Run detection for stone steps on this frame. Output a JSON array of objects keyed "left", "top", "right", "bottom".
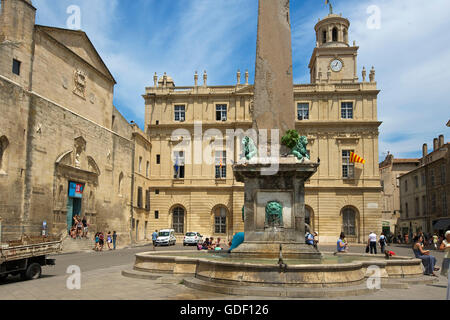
[
  {"left": 183, "top": 277, "right": 379, "bottom": 298},
  {"left": 61, "top": 236, "right": 96, "bottom": 253},
  {"left": 122, "top": 269, "right": 185, "bottom": 284}
]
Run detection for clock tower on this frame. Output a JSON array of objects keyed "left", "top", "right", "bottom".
[{"left": 308, "top": 13, "right": 359, "bottom": 84}]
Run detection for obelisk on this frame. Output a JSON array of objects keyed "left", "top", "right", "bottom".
[
  {"left": 233, "top": 0, "right": 320, "bottom": 259},
  {"left": 253, "top": 0, "right": 295, "bottom": 138}
]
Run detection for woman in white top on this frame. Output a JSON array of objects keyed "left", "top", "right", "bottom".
[{"left": 439, "top": 230, "right": 450, "bottom": 277}]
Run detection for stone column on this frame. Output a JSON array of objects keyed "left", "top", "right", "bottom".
[{"left": 253, "top": 0, "right": 295, "bottom": 138}]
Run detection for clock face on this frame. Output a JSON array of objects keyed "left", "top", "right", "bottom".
[{"left": 331, "top": 59, "right": 343, "bottom": 72}]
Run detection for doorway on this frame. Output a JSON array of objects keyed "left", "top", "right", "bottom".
[{"left": 66, "top": 182, "right": 85, "bottom": 233}]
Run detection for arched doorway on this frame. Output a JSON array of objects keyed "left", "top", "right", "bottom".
[{"left": 172, "top": 206, "right": 185, "bottom": 234}]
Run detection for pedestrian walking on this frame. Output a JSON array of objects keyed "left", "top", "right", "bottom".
[
  {"left": 113, "top": 231, "right": 117, "bottom": 250},
  {"left": 439, "top": 231, "right": 450, "bottom": 278},
  {"left": 368, "top": 231, "right": 377, "bottom": 254},
  {"left": 99, "top": 232, "right": 104, "bottom": 251},
  {"left": 94, "top": 232, "right": 99, "bottom": 251},
  {"left": 379, "top": 232, "right": 387, "bottom": 254},
  {"left": 106, "top": 231, "right": 112, "bottom": 250},
  {"left": 152, "top": 230, "right": 158, "bottom": 249}
]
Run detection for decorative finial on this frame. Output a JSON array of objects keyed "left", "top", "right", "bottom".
[
  {"left": 203, "top": 70, "right": 207, "bottom": 87},
  {"left": 194, "top": 71, "right": 198, "bottom": 87},
  {"left": 153, "top": 72, "right": 158, "bottom": 87},
  {"left": 237, "top": 69, "right": 241, "bottom": 85},
  {"left": 369, "top": 66, "right": 376, "bottom": 82},
  {"left": 245, "top": 70, "right": 249, "bottom": 85},
  {"left": 362, "top": 67, "right": 366, "bottom": 82}
]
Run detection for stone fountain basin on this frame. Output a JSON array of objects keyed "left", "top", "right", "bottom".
[{"left": 133, "top": 251, "right": 424, "bottom": 288}]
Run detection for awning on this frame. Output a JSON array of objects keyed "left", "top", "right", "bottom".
[{"left": 432, "top": 219, "right": 450, "bottom": 230}]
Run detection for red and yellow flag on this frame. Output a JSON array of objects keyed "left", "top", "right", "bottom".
[{"left": 350, "top": 152, "right": 365, "bottom": 164}]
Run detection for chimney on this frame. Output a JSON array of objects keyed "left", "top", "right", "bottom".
[
  {"left": 439, "top": 135, "right": 444, "bottom": 148},
  {"left": 433, "top": 138, "right": 439, "bottom": 151},
  {"left": 422, "top": 144, "right": 428, "bottom": 158}
]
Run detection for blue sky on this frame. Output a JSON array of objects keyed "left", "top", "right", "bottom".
[{"left": 33, "top": 0, "right": 450, "bottom": 161}]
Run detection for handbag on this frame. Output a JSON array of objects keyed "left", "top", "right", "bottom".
[{"left": 365, "top": 245, "right": 370, "bottom": 253}]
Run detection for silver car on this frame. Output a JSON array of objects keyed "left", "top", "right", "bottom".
[{"left": 183, "top": 232, "right": 203, "bottom": 246}]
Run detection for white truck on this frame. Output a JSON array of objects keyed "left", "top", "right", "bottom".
[{"left": 0, "top": 236, "right": 62, "bottom": 281}]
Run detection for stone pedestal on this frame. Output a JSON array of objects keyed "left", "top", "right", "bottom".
[{"left": 232, "top": 156, "right": 321, "bottom": 258}]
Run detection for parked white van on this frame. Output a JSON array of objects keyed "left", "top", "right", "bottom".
[{"left": 155, "top": 229, "right": 176, "bottom": 246}]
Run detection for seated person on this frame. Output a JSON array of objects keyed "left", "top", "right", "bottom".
[
  {"left": 413, "top": 235, "right": 439, "bottom": 276},
  {"left": 337, "top": 232, "right": 348, "bottom": 253},
  {"left": 209, "top": 237, "right": 215, "bottom": 250},
  {"left": 313, "top": 232, "right": 319, "bottom": 249},
  {"left": 306, "top": 232, "right": 314, "bottom": 246},
  {"left": 202, "top": 238, "right": 210, "bottom": 250},
  {"left": 214, "top": 244, "right": 222, "bottom": 251}
]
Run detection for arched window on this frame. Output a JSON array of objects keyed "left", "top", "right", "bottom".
[
  {"left": 342, "top": 207, "right": 356, "bottom": 236},
  {"left": 214, "top": 206, "right": 227, "bottom": 234},
  {"left": 173, "top": 207, "right": 185, "bottom": 234},
  {"left": 0, "top": 136, "right": 9, "bottom": 172},
  {"left": 146, "top": 161, "right": 150, "bottom": 178},
  {"left": 322, "top": 30, "right": 327, "bottom": 44},
  {"left": 332, "top": 27, "right": 338, "bottom": 42},
  {"left": 118, "top": 172, "right": 124, "bottom": 194}
]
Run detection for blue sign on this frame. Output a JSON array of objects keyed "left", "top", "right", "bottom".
[{"left": 69, "top": 182, "right": 84, "bottom": 198}]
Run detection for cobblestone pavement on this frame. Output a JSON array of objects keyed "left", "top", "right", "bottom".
[{"left": 0, "top": 244, "right": 448, "bottom": 300}]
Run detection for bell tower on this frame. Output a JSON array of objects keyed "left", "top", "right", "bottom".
[{"left": 308, "top": 12, "right": 359, "bottom": 84}]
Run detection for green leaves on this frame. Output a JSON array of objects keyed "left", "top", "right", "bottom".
[{"left": 281, "top": 130, "right": 300, "bottom": 150}]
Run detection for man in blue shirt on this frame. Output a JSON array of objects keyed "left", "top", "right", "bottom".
[
  {"left": 152, "top": 230, "right": 158, "bottom": 248},
  {"left": 306, "top": 232, "right": 314, "bottom": 246}
]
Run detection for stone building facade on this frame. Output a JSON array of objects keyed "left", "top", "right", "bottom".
[
  {"left": 379, "top": 154, "right": 420, "bottom": 235},
  {"left": 143, "top": 13, "right": 383, "bottom": 244},
  {"left": 398, "top": 135, "right": 450, "bottom": 236},
  {"left": 0, "top": 0, "right": 149, "bottom": 243}
]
